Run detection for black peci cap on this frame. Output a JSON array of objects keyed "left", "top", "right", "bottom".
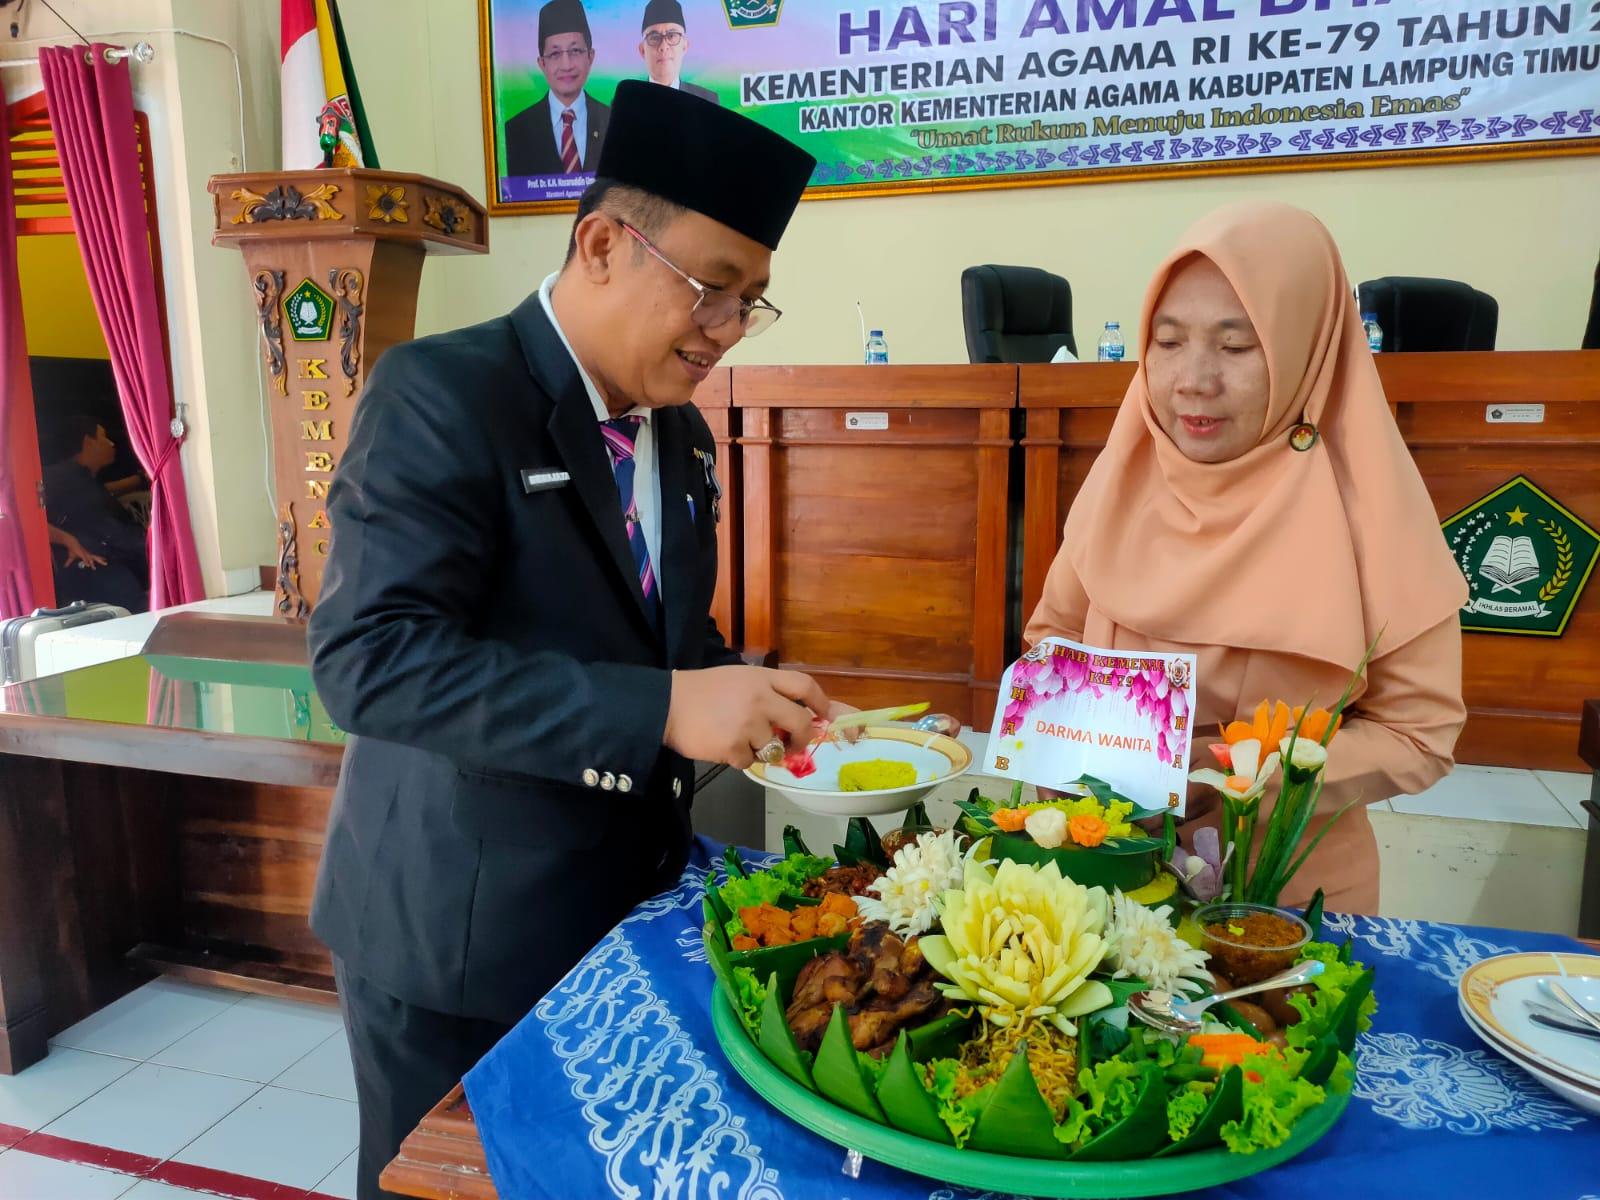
[
  {"left": 538, "top": 0, "right": 591, "bottom": 47},
  {"left": 595, "top": 80, "right": 816, "bottom": 251},
  {"left": 641, "top": 0, "right": 684, "bottom": 30}
]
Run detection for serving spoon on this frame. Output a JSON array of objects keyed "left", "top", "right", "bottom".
[{"left": 1128, "top": 959, "right": 1326, "bottom": 1035}]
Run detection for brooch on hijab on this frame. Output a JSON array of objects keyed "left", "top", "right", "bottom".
[{"left": 1288, "top": 422, "right": 1320, "bottom": 452}]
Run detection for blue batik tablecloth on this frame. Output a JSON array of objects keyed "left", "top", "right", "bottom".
[{"left": 464, "top": 838, "right": 1600, "bottom": 1200}]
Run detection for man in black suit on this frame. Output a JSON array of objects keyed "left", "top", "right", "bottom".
[
  {"left": 639, "top": 0, "right": 719, "bottom": 104},
  {"left": 309, "top": 82, "right": 824, "bottom": 1200},
  {"left": 503, "top": 0, "right": 609, "bottom": 176}
]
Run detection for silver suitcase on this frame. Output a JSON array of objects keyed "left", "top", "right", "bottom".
[{"left": 1, "top": 601, "right": 131, "bottom": 685}]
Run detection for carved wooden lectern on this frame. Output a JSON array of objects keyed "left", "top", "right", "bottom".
[{"left": 209, "top": 169, "right": 488, "bottom": 616}]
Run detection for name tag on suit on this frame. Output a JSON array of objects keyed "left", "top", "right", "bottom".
[{"left": 521, "top": 467, "right": 571, "bottom": 494}]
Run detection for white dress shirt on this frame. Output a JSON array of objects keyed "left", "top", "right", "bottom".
[
  {"left": 538, "top": 273, "right": 664, "bottom": 600},
  {"left": 547, "top": 94, "right": 590, "bottom": 168}
]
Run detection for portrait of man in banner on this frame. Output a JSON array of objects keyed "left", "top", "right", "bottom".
[
  {"left": 503, "top": 0, "right": 611, "bottom": 178},
  {"left": 638, "top": 0, "right": 719, "bottom": 105}
]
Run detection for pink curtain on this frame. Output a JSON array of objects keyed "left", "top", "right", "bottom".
[
  {"left": 40, "top": 44, "right": 203, "bottom": 608},
  {"left": 0, "top": 91, "right": 40, "bottom": 618}
]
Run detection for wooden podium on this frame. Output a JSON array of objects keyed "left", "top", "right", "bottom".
[{"left": 209, "top": 169, "right": 488, "bottom": 616}]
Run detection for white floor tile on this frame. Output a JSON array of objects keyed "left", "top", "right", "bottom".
[
  {"left": 1391, "top": 765, "right": 1581, "bottom": 827},
  {"left": 50, "top": 980, "right": 240, "bottom": 1062},
  {"left": 40, "top": 1063, "right": 258, "bottom": 1160},
  {"left": 1535, "top": 770, "right": 1594, "bottom": 825},
  {"left": 313, "top": 1149, "right": 359, "bottom": 1200},
  {"left": 170, "top": 1086, "right": 357, "bottom": 1191},
  {"left": 120, "top": 1183, "right": 232, "bottom": 1200},
  {"left": 272, "top": 1030, "right": 357, "bottom": 1102},
  {"left": 0, "top": 1150, "right": 135, "bottom": 1200},
  {"left": 0, "top": 1047, "right": 137, "bottom": 1132},
  {"left": 152, "top": 994, "right": 343, "bottom": 1084}
]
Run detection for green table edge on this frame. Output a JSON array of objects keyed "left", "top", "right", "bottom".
[{"left": 709, "top": 988, "right": 1351, "bottom": 1199}]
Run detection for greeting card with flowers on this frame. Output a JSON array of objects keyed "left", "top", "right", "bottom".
[{"left": 983, "top": 637, "right": 1198, "bottom": 814}]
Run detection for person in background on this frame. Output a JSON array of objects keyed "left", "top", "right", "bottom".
[
  {"left": 309, "top": 82, "right": 830, "bottom": 1199},
  {"left": 42, "top": 414, "right": 148, "bottom": 613},
  {"left": 639, "top": 0, "right": 719, "bottom": 104},
  {"left": 503, "top": 0, "right": 610, "bottom": 176},
  {"left": 1025, "top": 201, "right": 1467, "bottom": 915}
]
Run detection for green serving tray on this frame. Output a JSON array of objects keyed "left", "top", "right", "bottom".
[{"left": 709, "top": 988, "right": 1351, "bottom": 1198}]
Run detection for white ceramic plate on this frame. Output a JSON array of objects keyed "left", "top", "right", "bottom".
[
  {"left": 744, "top": 726, "right": 973, "bottom": 817},
  {"left": 1458, "top": 952, "right": 1600, "bottom": 1089},
  {"left": 1457, "top": 996, "right": 1600, "bottom": 1116}
]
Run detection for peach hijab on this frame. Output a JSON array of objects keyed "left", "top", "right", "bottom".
[{"left": 1062, "top": 201, "right": 1466, "bottom": 673}]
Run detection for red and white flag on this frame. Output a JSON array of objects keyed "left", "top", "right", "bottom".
[{"left": 281, "top": 0, "right": 378, "bottom": 170}]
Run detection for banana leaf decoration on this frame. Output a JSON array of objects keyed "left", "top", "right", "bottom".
[
  {"left": 757, "top": 973, "right": 816, "bottom": 1090},
  {"left": 987, "top": 831, "right": 1162, "bottom": 892},
  {"left": 834, "top": 816, "right": 890, "bottom": 868},
  {"left": 966, "top": 1041, "right": 1065, "bottom": 1158},
  {"left": 1070, "top": 1063, "right": 1170, "bottom": 1161},
  {"left": 813, "top": 1006, "right": 888, "bottom": 1123},
  {"left": 1301, "top": 889, "right": 1327, "bottom": 941},
  {"left": 1155, "top": 1066, "right": 1245, "bottom": 1157},
  {"left": 782, "top": 825, "right": 814, "bottom": 858},
  {"left": 878, "top": 1033, "right": 954, "bottom": 1144}
]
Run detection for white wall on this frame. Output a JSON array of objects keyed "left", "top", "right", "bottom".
[{"left": 8, "top": 1, "right": 1599, "bottom": 580}]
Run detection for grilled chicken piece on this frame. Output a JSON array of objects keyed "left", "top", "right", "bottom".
[
  {"left": 848, "top": 1008, "right": 902, "bottom": 1054},
  {"left": 789, "top": 953, "right": 861, "bottom": 1013},
  {"left": 899, "top": 936, "right": 926, "bottom": 977},
  {"left": 849, "top": 922, "right": 912, "bottom": 1002},
  {"left": 787, "top": 1003, "right": 835, "bottom": 1051}
]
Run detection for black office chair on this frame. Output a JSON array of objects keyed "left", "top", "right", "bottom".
[
  {"left": 1582, "top": 252, "right": 1599, "bottom": 350},
  {"left": 1356, "top": 276, "right": 1499, "bottom": 352},
  {"left": 961, "top": 264, "right": 1076, "bottom": 364}
]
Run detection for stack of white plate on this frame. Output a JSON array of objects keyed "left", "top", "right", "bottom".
[{"left": 1457, "top": 951, "right": 1600, "bottom": 1115}]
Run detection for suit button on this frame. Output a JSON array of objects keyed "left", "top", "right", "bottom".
[
  {"left": 582, "top": 768, "right": 599, "bottom": 788},
  {"left": 672, "top": 777, "right": 683, "bottom": 799},
  {"left": 617, "top": 774, "right": 633, "bottom": 793},
  {"left": 600, "top": 772, "right": 616, "bottom": 791}
]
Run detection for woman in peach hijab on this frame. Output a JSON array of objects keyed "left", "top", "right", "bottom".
[{"left": 1025, "top": 201, "right": 1468, "bottom": 914}]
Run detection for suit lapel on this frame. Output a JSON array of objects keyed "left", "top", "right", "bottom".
[
  {"left": 533, "top": 97, "right": 558, "bottom": 168},
  {"left": 655, "top": 409, "right": 699, "bottom": 665},
  {"left": 511, "top": 295, "right": 657, "bottom": 636}
]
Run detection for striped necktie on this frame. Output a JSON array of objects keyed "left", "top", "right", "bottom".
[
  {"left": 599, "top": 416, "right": 658, "bottom": 620},
  {"left": 559, "top": 108, "right": 581, "bottom": 174}
]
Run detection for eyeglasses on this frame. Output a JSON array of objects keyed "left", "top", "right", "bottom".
[
  {"left": 620, "top": 222, "right": 782, "bottom": 337},
  {"left": 643, "top": 30, "right": 684, "bottom": 48},
  {"left": 539, "top": 46, "right": 592, "bottom": 63}
]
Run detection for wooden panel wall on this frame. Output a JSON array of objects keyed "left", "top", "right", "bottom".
[
  {"left": 1018, "top": 352, "right": 1600, "bottom": 773},
  {"left": 733, "top": 366, "right": 1015, "bottom": 730},
  {"left": 1388, "top": 352, "right": 1600, "bottom": 771}
]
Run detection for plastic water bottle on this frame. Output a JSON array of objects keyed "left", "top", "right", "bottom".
[
  {"left": 864, "top": 330, "right": 889, "bottom": 365},
  {"left": 1096, "top": 321, "right": 1125, "bottom": 362},
  {"left": 1362, "top": 312, "right": 1383, "bottom": 353}
]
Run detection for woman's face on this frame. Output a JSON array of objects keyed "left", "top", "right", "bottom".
[{"left": 1146, "top": 256, "right": 1271, "bottom": 464}]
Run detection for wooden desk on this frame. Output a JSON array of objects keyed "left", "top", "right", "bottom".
[
  {"left": 0, "top": 615, "right": 341, "bottom": 1074},
  {"left": 1018, "top": 351, "right": 1600, "bottom": 772},
  {"left": 382, "top": 1085, "right": 497, "bottom": 1200}
]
